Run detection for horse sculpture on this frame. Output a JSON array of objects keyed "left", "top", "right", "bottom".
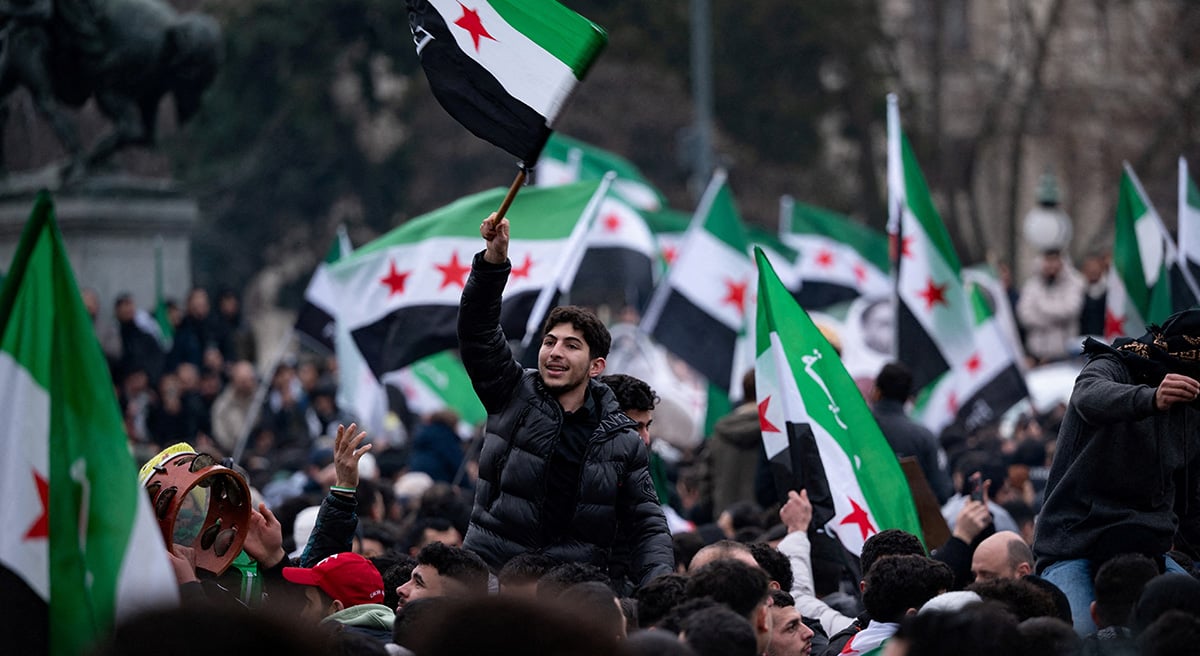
[{"left": 0, "top": 0, "right": 221, "bottom": 178}]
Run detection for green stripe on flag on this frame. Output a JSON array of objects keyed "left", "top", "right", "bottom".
[
  {"left": 410, "top": 351, "right": 487, "bottom": 428},
  {"left": 787, "top": 202, "right": 890, "bottom": 272},
  {"left": 901, "top": 135, "right": 960, "bottom": 272},
  {"left": 348, "top": 181, "right": 601, "bottom": 258},
  {"left": 488, "top": 0, "right": 607, "bottom": 78},
  {"left": 699, "top": 172, "right": 750, "bottom": 255}
]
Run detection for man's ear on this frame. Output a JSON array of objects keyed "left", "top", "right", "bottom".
[
  {"left": 1089, "top": 601, "right": 1100, "bottom": 628},
  {"left": 1016, "top": 562, "right": 1033, "bottom": 577},
  {"left": 756, "top": 603, "right": 771, "bottom": 634},
  {"left": 589, "top": 356, "right": 606, "bottom": 377},
  {"left": 328, "top": 599, "right": 345, "bottom": 617}
]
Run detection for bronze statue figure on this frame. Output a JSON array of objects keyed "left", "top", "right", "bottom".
[{"left": 0, "top": 0, "right": 222, "bottom": 178}]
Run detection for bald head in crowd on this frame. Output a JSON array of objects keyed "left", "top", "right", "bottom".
[
  {"left": 688, "top": 540, "right": 759, "bottom": 571},
  {"left": 972, "top": 531, "right": 1034, "bottom": 582}
]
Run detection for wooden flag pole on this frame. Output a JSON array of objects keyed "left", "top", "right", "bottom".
[{"left": 493, "top": 165, "right": 528, "bottom": 223}]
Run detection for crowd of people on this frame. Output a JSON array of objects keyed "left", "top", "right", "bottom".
[{"left": 87, "top": 224, "right": 1200, "bottom": 656}]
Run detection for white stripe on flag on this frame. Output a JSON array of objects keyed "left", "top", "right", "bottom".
[
  {"left": 428, "top": 0, "right": 577, "bottom": 121},
  {"left": 332, "top": 237, "right": 564, "bottom": 329},
  {"left": 669, "top": 230, "right": 755, "bottom": 330},
  {"left": 0, "top": 353, "right": 50, "bottom": 601}
]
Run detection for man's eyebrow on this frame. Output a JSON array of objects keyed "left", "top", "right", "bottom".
[{"left": 412, "top": 572, "right": 425, "bottom": 585}]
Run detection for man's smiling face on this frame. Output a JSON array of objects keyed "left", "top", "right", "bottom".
[{"left": 539, "top": 323, "right": 601, "bottom": 395}]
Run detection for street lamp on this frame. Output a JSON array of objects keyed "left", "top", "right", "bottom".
[{"left": 1022, "top": 170, "right": 1072, "bottom": 253}]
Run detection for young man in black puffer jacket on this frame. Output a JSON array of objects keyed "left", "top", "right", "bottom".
[{"left": 457, "top": 213, "right": 673, "bottom": 587}]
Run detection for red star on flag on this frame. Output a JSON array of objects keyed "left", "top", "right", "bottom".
[
  {"left": 1104, "top": 308, "right": 1125, "bottom": 340},
  {"left": 965, "top": 352, "right": 982, "bottom": 374},
  {"left": 758, "top": 397, "right": 780, "bottom": 433},
  {"left": 662, "top": 246, "right": 677, "bottom": 266},
  {"left": 815, "top": 249, "right": 834, "bottom": 268},
  {"left": 722, "top": 279, "right": 748, "bottom": 314},
  {"left": 511, "top": 253, "right": 534, "bottom": 280},
  {"left": 603, "top": 214, "right": 622, "bottom": 233},
  {"left": 838, "top": 497, "right": 877, "bottom": 541},
  {"left": 853, "top": 263, "right": 867, "bottom": 284},
  {"left": 380, "top": 261, "right": 410, "bottom": 296},
  {"left": 24, "top": 470, "right": 49, "bottom": 540},
  {"left": 435, "top": 251, "right": 471, "bottom": 290},
  {"left": 453, "top": 3, "right": 496, "bottom": 52},
  {"left": 917, "top": 278, "right": 948, "bottom": 311}
]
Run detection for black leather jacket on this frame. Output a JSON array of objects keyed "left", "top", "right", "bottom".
[{"left": 458, "top": 252, "right": 673, "bottom": 586}]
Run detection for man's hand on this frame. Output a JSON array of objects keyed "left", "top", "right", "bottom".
[
  {"left": 242, "top": 503, "right": 286, "bottom": 568},
  {"left": 481, "top": 213, "right": 510, "bottom": 264},
  {"left": 780, "top": 489, "right": 813, "bottom": 534},
  {"left": 334, "top": 423, "right": 371, "bottom": 489},
  {"left": 1155, "top": 373, "right": 1200, "bottom": 411},
  {"left": 168, "top": 544, "right": 198, "bottom": 585},
  {"left": 953, "top": 499, "right": 992, "bottom": 544}
]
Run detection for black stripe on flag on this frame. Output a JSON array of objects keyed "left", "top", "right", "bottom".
[
  {"left": 295, "top": 301, "right": 337, "bottom": 353},
  {"left": 571, "top": 248, "right": 655, "bottom": 313},
  {"left": 351, "top": 291, "right": 543, "bottom": 379},
  {"left": 792, "top": 281, "right": 860, "bottom": 311},
  {"left": 650, "top": 291, "right": 738, "bottom": 392},
  {"left": 897, "top": 299, "right": 950, "bottom": 394},
  {"left": 952, "top": 363, "right": 1029, "bottom": 434},
  {"left": 407, "top": 0, "right": 551, "bottom": 165},
  {"left": 0, "top": 565, "right": 47, "bottom": 653},
  {"left": 767, "top": 421, "right": 836, "bottom": 528}
]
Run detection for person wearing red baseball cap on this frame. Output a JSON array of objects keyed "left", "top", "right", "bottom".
[{"left": 283, "top": 552, "right": 394, "bottom": 643}]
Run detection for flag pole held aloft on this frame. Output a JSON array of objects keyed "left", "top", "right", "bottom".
[{"left": 493, "top": 164, "right": 528, "bottom": 224}]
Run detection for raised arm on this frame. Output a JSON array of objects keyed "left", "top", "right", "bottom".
[{"left": 458, "top": 214, "right": 523, "bottom": 413}]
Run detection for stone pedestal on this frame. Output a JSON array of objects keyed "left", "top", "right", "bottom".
[{"left": 0, "top": 169, "right": 197, "bottom": 314}]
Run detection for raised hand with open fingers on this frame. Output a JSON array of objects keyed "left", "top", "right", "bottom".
[{"left": 334, "top": 422, "right": 372, "bottom": 490}]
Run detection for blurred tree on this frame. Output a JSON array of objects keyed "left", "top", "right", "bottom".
[{"left": 171, "top": 0, "right": 420, "bottom": 294}]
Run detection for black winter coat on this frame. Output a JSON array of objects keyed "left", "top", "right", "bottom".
[{"left": 458, "top": 252, "right": 673, "bottom": 586}]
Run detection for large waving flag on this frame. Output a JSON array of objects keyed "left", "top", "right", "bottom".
[
  {"left": 1105, "top": 165, "right": 1177, "bottom": 339},
  {"left": 0, "top": 193, "right": 178, "bottom": 655},
  {"left": 641, "top": 170, "right": 754, "bottom": 392},
  {"left": 328, "top": 181, "right": 603, "bottom": 380},
  {"left": 406, "top": 0, "right": 606, "bottom": 164},
  {"left": 754, "top": 248, "right": 922, "bottom": 555},
  {"left": 536, "top": 133, "right": 667, "bottom": 211},
  {"left": 887, "top": 96, "right": 1027, "bottom": 434},
  {"left": 779, "top": 197, "right": 892, "bottom": 309}
]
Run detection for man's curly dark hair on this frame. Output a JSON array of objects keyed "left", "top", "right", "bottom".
[
  {"left": 543, "top": 305, "right": 611, "bottom": 359},
  {"left": 415, "top": 542, "right": 489, "bottom": 596},
  {"left": 748, "top": 542, "right": 793, "bottom": 592},
  {"left": 863, "top": 555, "right": 953, "bottom": 623},
  {"left": 600, "top": 374, "right": 659, "bottom": 412},
  {"left": 860, "top": 529, "right": 926, "bottom": 578}
]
